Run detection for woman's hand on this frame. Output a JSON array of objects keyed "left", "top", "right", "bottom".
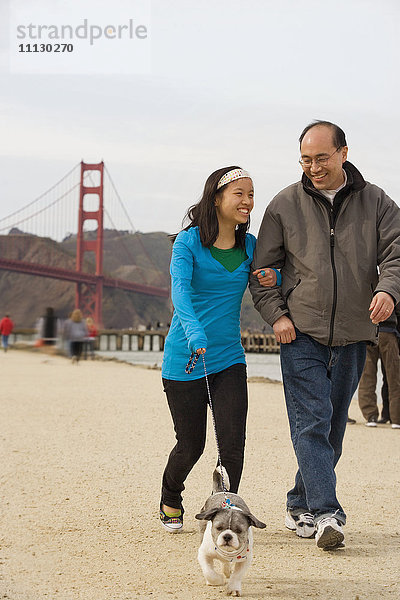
[
  {"left": 196, "top": 348, "right": 206, "bottom": 354},
  {"left": 253, "top": 268, "right": 277, "bottom": 287}
]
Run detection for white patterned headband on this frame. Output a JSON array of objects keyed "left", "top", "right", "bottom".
[{"left": 216, "top": 168, "right": 252, "bottom": 190}]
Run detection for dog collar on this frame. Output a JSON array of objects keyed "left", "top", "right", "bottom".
[
  {"left": 214, "top": 542, "right": 250, "bottom": 563},
  {"left": 221, "top": 498, "right": 242, "bottom": 511}
]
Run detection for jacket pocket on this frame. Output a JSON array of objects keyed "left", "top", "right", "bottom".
[{"left": 285, "top": 278, "right": 301, "bottom": 302}]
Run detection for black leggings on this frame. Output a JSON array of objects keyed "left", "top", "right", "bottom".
[
  {"left": 70, "top": 341, "right": 83, "bottom": 359},
  {"left": 161, "top": 363, "right": 248, "bottom": 510}
]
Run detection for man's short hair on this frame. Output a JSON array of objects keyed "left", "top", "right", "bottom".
[{"left": 299, "top": 120, "right": 347, "bottom": 149}]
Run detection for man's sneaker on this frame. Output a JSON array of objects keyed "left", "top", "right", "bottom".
[
  {"left": 159, "top": 506, "right": 183, "bottom": 533},
  {"left": 285, "top": 510, "right": 315, "bottom": 538},
  {"left": 315, "top": 517, "right": 344, "bottom": 549},
  {"left": 391, "top": 423, "right": 400, "bottom": 429},
  {"left": 366, "top": 416, "right": 378, "bottom": 427}
]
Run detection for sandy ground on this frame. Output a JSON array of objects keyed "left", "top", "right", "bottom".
[{"left": 0, "top": 350, "right": 399, "bottom": 600}]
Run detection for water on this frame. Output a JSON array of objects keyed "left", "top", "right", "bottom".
[
  {"left": 97, "top": 350, "right": 282, "bottom": 381},
  {"left": 95, "top": 350, "right": 384, "bottom": 403}
]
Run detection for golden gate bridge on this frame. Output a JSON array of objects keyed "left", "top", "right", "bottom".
[{"left": 0, "top": 161, "right": 169, "bottom": 326}]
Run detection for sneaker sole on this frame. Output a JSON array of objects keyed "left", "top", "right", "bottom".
[
  {"left": 160, "top": 520, "right": 183, "bottom": 533},
  {"left": 316, "top": 525, "right": 344, "bottom": 549},
  {"left": 284, "top": 514, "right": 296, "bottom": 531},
  {"left": 285, "top": 514, "right": 315, "bottom": 538},
  {"left": 366, "top": 422, "right": 377, "bottom": 427}
]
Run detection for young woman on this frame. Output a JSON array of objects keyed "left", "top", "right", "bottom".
[{"left": 160, "top": 166, "right": 279, "bottom": 532}]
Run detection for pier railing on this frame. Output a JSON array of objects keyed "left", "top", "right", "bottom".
[
  {"left": 97, "top": 329, "right": 168, "bottom": 352},
  {"left": 11, "top": 329, "right": 280, "bottom": 354},
  {"left": 240, "top": 331, "right": 280, "bottom": 353}
]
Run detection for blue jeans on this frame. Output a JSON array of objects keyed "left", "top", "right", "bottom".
[
  {"left": 280, "top": 329, "right": 366, "bottom": 525},
  {"left": 1, "top": 335, "right": 9, "bottom": 350}
]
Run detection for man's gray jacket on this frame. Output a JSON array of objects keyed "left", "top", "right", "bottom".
[{"left": 250, "top": 161, "right": 400, "bottom": 346}]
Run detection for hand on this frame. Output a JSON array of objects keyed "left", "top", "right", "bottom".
[
  {"left": 196, "top": 348, "right": 206, "bottom": 354},
  {"left": 253, "top": 268, "right": 277, "bottom": 288},
  {"left": 369, "top": 292, "right": 395, "bottom": 324},
  {"left": 273, "top": 315, "right": 296, "bottom": 344}
]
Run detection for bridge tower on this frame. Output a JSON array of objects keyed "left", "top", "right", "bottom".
[{"left": 75, "top": 161, "right": 104, "bottom": 326}]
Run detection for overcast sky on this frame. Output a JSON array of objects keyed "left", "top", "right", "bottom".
[{"left": 1, "top": 0, "right": 399, "bottom": 237}]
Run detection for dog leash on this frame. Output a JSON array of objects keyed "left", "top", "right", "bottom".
[{"left": 185, "top": 352, "right": 229, "bottom": 496}]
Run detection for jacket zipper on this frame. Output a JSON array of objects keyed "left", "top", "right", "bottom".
[
  {"left": 284, "top": 279, "right": 301, "bottom": 303},
  {"left": 328, "top": 197, "right": 348, "bottom": 346},
  {"left": 307, "top": 184, "right": 353, "bottom": 346},
  {"left": 328, "top": 219, "right": 337, "bottom": 346}
]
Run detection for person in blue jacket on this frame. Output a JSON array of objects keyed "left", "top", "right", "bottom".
[{"left": 160, "top": 166, "right": 281, "bottom": 532}]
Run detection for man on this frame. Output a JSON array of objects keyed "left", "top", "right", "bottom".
[
  {"left": 250, "top": 121, "right": 400, "bottom": 549},
  {"left": 358, "top": 308, "right": 400, "bottom": 429},
  {"left": 0, "top": 314, "right": 14, "bottom": 352}
]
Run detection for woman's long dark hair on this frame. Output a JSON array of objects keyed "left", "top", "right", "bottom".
[{"left": 170, "top": 166, "right": 251, "bottom": 249}]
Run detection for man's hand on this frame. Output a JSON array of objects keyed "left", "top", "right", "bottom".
[
  {"left": 252, "top": 268, "right": 277, "bottom": 287},
  {"left": 369, "top": 292, "right": 395, "bottom": 324},
  {"left": 273, "top": 315, "right": 296, "bottom": 344}
]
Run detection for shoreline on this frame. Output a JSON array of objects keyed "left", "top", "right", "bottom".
[{"left": 11, "top": 343, "right": 284, "bottom": 383}]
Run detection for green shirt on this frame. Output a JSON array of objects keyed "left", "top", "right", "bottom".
[{"left": 209, "top": 245, "right": 248, "bottom": 273}]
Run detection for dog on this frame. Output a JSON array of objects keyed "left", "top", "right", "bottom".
[{"left": 195, "top": 466, "right": 266, "bottom": 597}]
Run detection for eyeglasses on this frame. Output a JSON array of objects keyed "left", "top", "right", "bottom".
[{"left": 299, "top": 147, "right": 341, "bottom": 168}]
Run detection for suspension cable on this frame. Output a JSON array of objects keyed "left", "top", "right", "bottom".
[
  {"left": 0, "top": 181, "right": 81, "bottom": 233},
  {"left": 0, "top": 162, "right": 80, "bottom": 223},
  {"left": 104, "top": 165, "right": 136, "bottom": 233},
  {"left": 104, "top": 165, "right": 168, "bottom": 284}
]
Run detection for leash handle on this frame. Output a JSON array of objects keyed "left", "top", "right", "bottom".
[
  {"left": 185, "top": 352, "right": 200, "bottom": 374},
  {"left": 201, "top": 354, "right": 229, "bottom": 495}
]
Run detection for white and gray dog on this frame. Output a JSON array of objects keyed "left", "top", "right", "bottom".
[{"left": 195, "top": 467, "right": 266, "bottom": 597}]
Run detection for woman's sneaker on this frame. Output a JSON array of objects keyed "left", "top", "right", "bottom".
[
  {"left": 285, "top": 510, "right": 315, "bottom": 538},
  {"left": 159, "top": 506, "right": 183, "bottom": 533},
  {"left": 315, "top": 517, "right": 344, "bottom": 549}
]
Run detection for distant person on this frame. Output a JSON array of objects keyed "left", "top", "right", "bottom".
[
  {"left": 37, "top": 307, "right": 59, "bottom": 346},
  {"left": 62, "top": 312, "right": 73, "bottom": 357},
  {"left": 250, "top": 120, "right": 400, "bottom": 549},
  {"left": 63, "top": 309, "right": 88, "bottom": 364},
  {"left": 159, "top": 166, "right": 278, "bottom": 533},
  {"left": 84, "top": 317, "right": 98, "bottom": 360},
  {"left": 358, "top": 310, "right": 400, "bottom": 429},
  {"left": 0, "top": 314, "right": 14, "bottom": 352}
]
